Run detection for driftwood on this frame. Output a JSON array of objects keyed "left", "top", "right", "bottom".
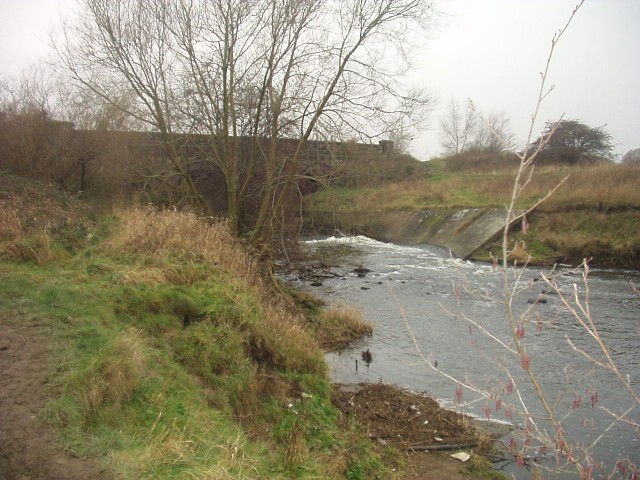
[{"left": 407, "top": 443, "right": 477, "bottom": 452}]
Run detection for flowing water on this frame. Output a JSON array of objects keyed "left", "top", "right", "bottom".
[{"left": 286, "top": 235, "right": 640, "bottom": 478}]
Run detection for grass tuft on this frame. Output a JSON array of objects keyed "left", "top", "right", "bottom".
[
  {"left": 314, "top": 306, "right": 373, "bottom": 350},
  {"left": 0, "top": 207, "right": 21, "bottom": 240},
  {"left": 1, "top": 231, "right": 58, "bottom": 264},
  {"left": 73, "top": 329, "right": 148, "bottom": 415}
]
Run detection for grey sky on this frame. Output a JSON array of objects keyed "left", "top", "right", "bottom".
[
  {"left": 1, "top": 0, "right": 638, "bottom": 160},
  {"left": 412, "top": 0, "right": 639, "bottom": 159}
]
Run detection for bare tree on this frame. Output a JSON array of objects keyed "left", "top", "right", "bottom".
[
  {"left": 439, "top": 98, "right": 476, "bottom": 155},
  {"left": 440, "top": 99, "right": 513, "bottom": 155},
  {"left": 0, "top": 67, "right": 77, "bottom": 183},
  {"left": 58, "top": 0, "right": 438, "bottom": 252},
  {"left": 621, "top": 148, "right": 640, "bottom": 165},
  {"left": 470, "top": 110, "right": 514, "bottom": 153}
]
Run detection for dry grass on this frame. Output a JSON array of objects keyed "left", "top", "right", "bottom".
[
  {"left": 108, "top": 206, "right": 328, "bottom": 375},
  {"left": 0, "top": 172, "right": 93, "bottom": 238},
  {"left": 0, "top": 172, "right": 94, "bottom": 263},
  {"left": 109, "top": 207, "right": 258, "bottom": 283},
  {"left": 110, "top": 263, "right": 206, "bottom": 286},
  {"left": 0, "top": 231, "right": 57, "bottom": 264},
  {"left": 310, "top": 162, "right": 640, "bottom": 214},
  {"left": 541, "top": 163, "right": 640, "bottom": 209},
  {"left": 114, "top": 416, "right": 258, "bottom": 479},
  {"left": 287, "top": 289, "right": 373, "bottom": 350},
  {"left": 255, "top": 303, "right": 327, "bottom": 375},
  {"left": 0, "top": 206, "right": 21, "bottom": 240},
  {"left": 311, "top": 306, "right": 373, "bottom": 350}
]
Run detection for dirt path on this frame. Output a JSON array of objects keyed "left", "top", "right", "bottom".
[{"left": 0, "top": 318, "right": 110, "bottom": 480}]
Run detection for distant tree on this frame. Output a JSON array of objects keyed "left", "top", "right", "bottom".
[
  {"left": 621, "top": 148, "right": 640, "bottom": 165},
  {"left": 440, "top": 100, "right": 513, "bottom": 155},
  {"left": 531, "top": 119, "right": 614, "bottom": 165},
  {"left": 469, "top": 111, "right": 514, "bottom": 153},
  {"left": 439, "top": 99, "right": 475, "bottom": 155},
  {"left": 0, "top": 69, "right": 75, "bottom": 183}
]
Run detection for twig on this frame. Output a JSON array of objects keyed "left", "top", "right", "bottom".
[{"left": 408, "top": 443, "right": 478, "bottom": 452}]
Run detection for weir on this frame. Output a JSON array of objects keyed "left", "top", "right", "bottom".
[{"left": 306, "top": 208, "right": 526, "bottom": 258}]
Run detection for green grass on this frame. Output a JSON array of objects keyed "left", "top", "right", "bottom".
[{"left": 0, "top": 175, "right": 390, "bottom": 479}]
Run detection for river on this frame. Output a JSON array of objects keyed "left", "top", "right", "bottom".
[{"left": 286, "top": 235, "right": 640, "bottom": 479}]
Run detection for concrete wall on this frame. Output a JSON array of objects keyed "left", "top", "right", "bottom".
[{"left": 306, "top": 208, "right": 525, "bottom": 259}]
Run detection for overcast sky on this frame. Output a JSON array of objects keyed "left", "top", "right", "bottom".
[{"left": 1, "top": 0, "right": 638, "bottom": 160}]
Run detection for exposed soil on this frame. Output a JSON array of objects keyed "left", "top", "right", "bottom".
[
  {"left": 0, "top": 318, "right": 110, "bottom": 480},
  {"left": 333, "top": 382, "right": 510, "bottom": 480}
]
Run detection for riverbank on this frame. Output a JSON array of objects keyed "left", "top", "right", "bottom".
[
  {"left": 0, "top": 172, "right": 504, "bottom": 479},
  {"left": 0, "top": 173, "right": 377, "bottom": 479}
]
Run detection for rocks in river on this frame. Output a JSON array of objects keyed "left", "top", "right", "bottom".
[
  {"left": 353, "top": 266, "right": 371, "bottom": 277},
  {"left": 528, "top": 296, "right": 548, "bottom": 304},
  {"left": 361, "top": 348, "right": 373, "bottom": 365},
  {"left": 294, "top": 263, "right": 344, "bottom": 282},
  {"left": 541, "top": 289, "right": 561, "bottom": 295},
  {"left": 310, "top": 281, "right": 323, "bottom": 287}
]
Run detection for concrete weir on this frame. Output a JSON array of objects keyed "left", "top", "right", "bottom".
[{"left": 306, "top": 208, "right": 525, "bottom": 259}]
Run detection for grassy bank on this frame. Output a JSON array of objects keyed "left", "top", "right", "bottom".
[
  {"left": 305, "top": 160, "right": 640, "bottom": 268},
  {"left": 0, "top": 172, "right": 388, "bottom": 479}
]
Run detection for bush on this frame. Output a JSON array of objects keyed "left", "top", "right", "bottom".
[{"left": 441, "top": 151, "right": 520, "bottom": 173}]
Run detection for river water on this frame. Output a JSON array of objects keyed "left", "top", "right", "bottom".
[{"left": 287, "top": 235, "right": 640, "bottom": 478}]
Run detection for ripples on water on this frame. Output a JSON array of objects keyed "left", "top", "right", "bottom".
[{"left": 289, "top": 236, "right": 640, "bottom": 478}]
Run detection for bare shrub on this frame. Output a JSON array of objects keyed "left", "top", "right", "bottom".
[
  {"left": 442, "top": 151, "right": 520, "bottom": 173},
  {"left": 0, "top": 172, "right": 94, "bottom": 240},
  {"left": 406, "top": 2, "right": 638, "bottom": 476}
]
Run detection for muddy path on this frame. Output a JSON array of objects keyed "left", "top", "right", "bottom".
[{"left": 0, "top": 317, "right": 110, "bottom": 480}]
